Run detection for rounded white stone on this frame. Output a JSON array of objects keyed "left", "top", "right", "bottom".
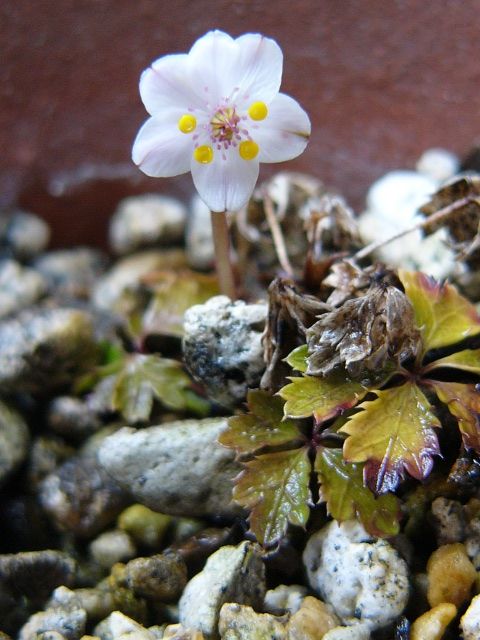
[
  {"left": 358, "top": 169, "right": 456, "bottom": 279},
  {"left": 416, "top": 148, "right": 459, "bottom": 183},
  {"left": 303, "top": 520, "right": 410, "bottom": 630},
  {"left": 461, "top": 594, "right": 480, "bottom": 640}
]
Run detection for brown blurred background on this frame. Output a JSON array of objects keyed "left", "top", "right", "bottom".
[{"left": 1, "top": 0, "right": 480, "bottom": 248}]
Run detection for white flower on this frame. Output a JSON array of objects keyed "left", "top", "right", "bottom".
[{"left": 132, "top": 30, "right": 311, "bottom": 213}]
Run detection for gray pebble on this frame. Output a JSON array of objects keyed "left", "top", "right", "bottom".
[
  {"left": 92, "top": 249, "right": 185, "bottom": 314},
  {"left": 179, "top": 541, "right": 265, "bottom": 639},
  {"left": 27, "top": 435, "right": 75, "bottom": 488},
  {"left": 0, "top": 307, "right": 98, "bottom": 393},
  {"left": 98, "top": 418, "right": 241, "bottom": 519},
  {"left": 47, "top": 396, "right": 102, "bottom": 442},
  {"left": 431, "top": 497, "right": 466, "bottom": 545},
  {"left": 0, "top": 550, "right": 76, "bottom": 603},
  {"left": 0, "top": 400, "right": 30, "bottom": 487},
  {"left": 0, "top": 260, "right": 47, "bottom": 318},
  {"left": 0, "top": 210, "right": 50, "bottom": 260},
  {"left": 89, "top": 530, "right": 136, "bottom": 569},
  {"left": 19, "top": 587, "right": 86, "bottom": 640},
  {"left": 93, "top": 611, "right": 154, "bottom": 640},
  {"left": 109, "top": 194, "right": 187, "bottom": 255},
  {"left": 125, "top": 552, "right": 187, "bottom": 602},
  {"left": 33, "top": 248, "right": 108, "bottom": 299},
  {"left": 183, "top": 296, "right": 267, "bottom": 408},
  {"left": 39, "top": 454, "right": 130, "bottom": 538}
]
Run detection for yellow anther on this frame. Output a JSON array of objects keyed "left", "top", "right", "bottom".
[
  {"left": 178, "top": 114, "right": 197, "bottom": 133},
  {"left": 248, "top": 101, "right": 268, "bottom": 121},
  {"left": 193, "top": 145, "right": 214, "bottom": 164},
  {"left": 239, "top": 140, "right": 259, "bottom": 161}
]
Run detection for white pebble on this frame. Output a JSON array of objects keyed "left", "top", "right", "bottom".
[
  {"left": 416, "top": 148, "right": 459, "bottom": 183},
  {"left": 303, "top": 520, "right": 409, "bottom": 630}
]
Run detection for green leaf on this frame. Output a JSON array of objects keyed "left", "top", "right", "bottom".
[
  {"left": 399, "top": 269, "right": 480, "bottom": 352},
  {"left": 425, "top": 349, "right": 480, "bottom": 375},
  {"left": 233, "top": 447, "right": 311, "bottom": 547},
  {"left": 284, "top": 345, "right": 308, "bottom": 373},
  {"left": 74, "top": 341, "right": 125, "bottom": 394},
  {"left": 315, "top": 448, "right": 400, "bottom": 537},
  {"left": 142, "top": 270, "right": 219, "bottom": 338},
  {"left": 111, "top": 354, "right": 208, "bottom": 423},
  {"left": 431, "top": 381, "right": 480, "bottom": 452},
  {"left": 219, "top": 390, "right": 303, "bottom": 456},
  {"left": 341, "top": 382, "right": 441, "bottom": 493},
  {"left": 278, "top": 373, "right": 368, "bottom": 421}
]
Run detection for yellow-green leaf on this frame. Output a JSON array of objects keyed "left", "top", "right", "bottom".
[
  {"left": 219, "top": 390, "right": 303, "bottom": 455},
  {"left": 233, "top": 447, "right": 311, "bottom": 547},
  {"left": 341, "top": 382, "right": 441, "bottom": 493},
  {"left": 399, "top": 270, "right": 480, "bottom": 352},
  {"left": 279, "top": 373, "right": 367, "bottom": 421},
  {"left": 431, "top": 381, "right": 480, "bottom": 452},
  {"left": 142, "top": 270, "right": 219, "bottom": 338},
  {"left": 284, "top": 345, "right": 308, "bottom": 373},
  {"left": 111, "top": 354, "right": 207, "bottom": 422},
  {"left": 315, "top": 448, "right": 400, "bottom": 537},
  {"left": 426, "top": 349, "right": 480, "bottom": 375}
]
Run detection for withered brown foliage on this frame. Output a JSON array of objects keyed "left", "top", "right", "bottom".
[
  {"left": 261, "top": 278, "right": 329, "bottom": 391},
  {"left": 306, "top": 270, "right": 421, "bottom": 378},
  {"left": 421, "top": 174, "right": 480, "bottom": 266}
]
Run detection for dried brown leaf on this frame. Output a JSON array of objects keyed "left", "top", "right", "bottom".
[
  {"left": 420, "top": 174, "right": 480, "bottom": 265},
  {"left": 261, "top": 278, "right": 330, "bottom": 391},
  {"left": 322, "top": 260, "right": 373, "bottom": 307},
  {"left": 303, "top": 194, "right": 362, "bottom": 289},
  {"left": 306, "top": 275, "right": 421, "bottom": 378}
]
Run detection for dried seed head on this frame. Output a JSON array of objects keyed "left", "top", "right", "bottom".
[{"left": 306, "top": 273, "right": 421, "bottom": 378}]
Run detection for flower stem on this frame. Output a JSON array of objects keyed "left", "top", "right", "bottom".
[
  {"left": 263, "top": 192, "right": 294, "bottom": 277},
  {"left": 210, "top": 210, "right": 237, "bottom": 299},
  {"left": 354, "top": 195, "right": 474, "bottom": 261}
]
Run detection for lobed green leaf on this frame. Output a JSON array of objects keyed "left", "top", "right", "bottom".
[
  {"left": 279, "top": 373, "right": 367, "bottom": 422},
  {"left": 284, "top": 344, "right": 308, "bottom": 373},
  {"left": 426, "top": 349, "right": 480, "bottom": 375},
  {"left": 315, "top": 448, "right": 400, "bottom": 537},
  {"left": 431, "top": 380, "right": 480, "bottom": 452},
  {"left": 399, "top": 270, "right": 480, "bottom": 353},
  {"left": 111, "top": 354, "right": 207, "bottom": 423},
  {"left": 233, "top": 447, "right": 311, "bottom": 547},
  {"left": 219, "top": 389, "right": 303, "bottom": 456},
  {"left": 341, "top": 382, "right": 441, "bottom": 493}
]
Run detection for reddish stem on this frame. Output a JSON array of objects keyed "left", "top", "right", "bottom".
[{"left": 210, "top": 210, "right": 237, "bottom": 299}]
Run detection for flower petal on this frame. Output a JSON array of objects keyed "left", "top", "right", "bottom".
[
  {"left": 191, "top": 149, "right": 259, "bottom": 212},
  {"left": 254, "top": 93, "right": 311, "bottom": 163},
  {"left": 132, "top": 113, "right": 192, "bottom": 177},
  {"left": 233, "top": 33, "right": 283, "bottom": 105},
  {"left": 187, "top": 31, "right": 283, "bottom": 107},
  {"left": 187, "top": 31, "right": 238, "bottom": 105},
  {"left": 140, "top": 53, "right": 204, "bottom": 115}
]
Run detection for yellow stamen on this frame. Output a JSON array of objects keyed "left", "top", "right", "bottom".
[
  {"left": 239, "top": 140, "right": 259, "bottom": 161},
  {"left": 194, "top": 145, "right": 214, "bottom": 164},
  {"left": 178, "top": 114, "right": 197, "bottom": 133},
  {"left": 248, "top": 101, "right": 268, "bottom": 121}
]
